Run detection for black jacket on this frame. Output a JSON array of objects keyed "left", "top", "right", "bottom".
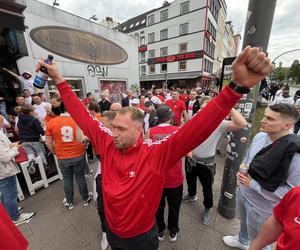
[
  {"left": 185, "top": 99, "right": 201, "bottom": 116},
  {"left": 18, "top": 114, "right": 44, "bottom": 142},
  {"left": 99, "top": 99, "right": 111, "bottom": 113}
]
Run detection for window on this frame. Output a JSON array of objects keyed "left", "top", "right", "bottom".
[
  {"left": 141, "top": 65, "right": 146, "bottom": 75},
  {"left": 140, "top": 52, "right": 146, "bottom": 62},
  {"left": 160, "top": 9, "right": 168, "bottom": 21},
  {"left": 148, "top": 49, "right": 155, "bottom": 59},
  {"left": 140, "top": 36, "right": 145, "bottom": 45},
  {"left": 122, "top": 27, "right": 127, "bottom": 31},
  {"left": 209, "top": 0, "right": 219, "bottom": 20},
  {"left": 180, "top": 1, "right": 190, "bottom": 15},
  {"left": 160, "top": 47, "right": 168, "bottom": 56},
  {"left": 179, "top": 23, "right": 189, "bottom": 35},
  {"left": 179, "top": 61, "right": 187, "bottom": 71},
  {"left": 161, "top": 63, "right": 167, "bottom": 72},
  {"left": 135, "top": 21, "right": 140, "bottom": 27},
  {"left": 149, "top": 64, "right": 155, "bottom": 74},
  {"left": 204, "top": 59, "right": 213, "bottom": 73},
  {"left": 179, "top": 43, "right": 187, "bottom": 53},
  {"left": 129, "top": 24, "right": 134, "bottom": 29},
  {"left": 141, "top": 19, "right": 146, "bottom": 24},
  {"left": 205, "top": 38, "right": 215, "bottom": 58},
  {"left": 160, "top": 29, "right": 168, "bottom": 40},
  {"left": 207, "top": 19, "right": 217, "bottom": 40},
  {"left": 148, "top": 14, "right": 155, "bottom": 25},
  {"left": 48, "top": 78, "right": 84, "bottom": 99},
  {"left": 148, "top": 32, "right": 155, "bottom": 43}
]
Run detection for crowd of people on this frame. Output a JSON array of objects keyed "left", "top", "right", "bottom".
[{"left": 0, "top": 46, "right": 299, "bottom": 250}]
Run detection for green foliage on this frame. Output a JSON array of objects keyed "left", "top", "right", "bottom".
[
  {"left": 289, "top": 60, "right": 300, "bottom": 84},
  {"left": 273, "top": 62, "right": 289, "bottom": 81},
  {"left": 130, "top": 83, "right": 140, "bottom": 94}
]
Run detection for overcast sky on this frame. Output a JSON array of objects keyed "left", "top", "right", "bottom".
[{"left": 38, "top": 0, "right": 300, "bottom": 67}]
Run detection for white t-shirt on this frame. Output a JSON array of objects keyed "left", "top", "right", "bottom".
[
  {"left": 144, "top": 113, "right": 150, "bottom": 132},
  {"left": 33, "top": 102, "right": 50, "bottom": 122},
  {"left": 145, "top": 96, "right": 162, "bottom": 105},
  {"left": 17, "top": 76, "right": 35, "bottom": 94},
  {"left": 193, "top": 120, "right": 229, "bottom": 158},
  {"left": 25, "top": 96, "right": 32, "bottom": 105},
  {"left": 272, "top": 96, "right": 294, "bottom": 105},
  {"left": 187, "top": 100, "right": 196, "bottom": 120}
]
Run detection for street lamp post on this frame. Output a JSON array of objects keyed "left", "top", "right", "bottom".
[
  {"left": 218, "top": 0, "right": 277, "bottom": 219},
  {"left": 272, "top": 49, "right": 300, "bottom": 64}
]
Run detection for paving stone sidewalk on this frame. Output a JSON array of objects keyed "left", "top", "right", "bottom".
[{"left": 18, "top": 155, "right": 240, "bottom": 250}]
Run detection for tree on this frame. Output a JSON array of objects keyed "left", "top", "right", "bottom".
[
  {"left": 289, "top": 60, "right": 300, "bottom": 84},
  {"left": 273, "top": 62, "right": 289, "bottom": 81}
]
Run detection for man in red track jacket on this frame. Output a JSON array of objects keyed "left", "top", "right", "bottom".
[{"left": 36, "top": 46, "right": 273, "bottom": 250}]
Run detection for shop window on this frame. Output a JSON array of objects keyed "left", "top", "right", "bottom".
[{"left": 48, "top": 78, "right": 84, "bottom": 99}]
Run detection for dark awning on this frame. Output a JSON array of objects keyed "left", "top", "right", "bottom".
[{"left": 0, "top": 7, "right": 25, "bottom": 31}]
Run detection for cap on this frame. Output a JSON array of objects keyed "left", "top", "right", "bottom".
[
  {"left": 22, "top": 71, "right": 32, "bottom": 77},
  {"left": 156, "top": 105, "right": 174, "bottom": 123},
  {"left": 144, "top": 101, "right": 153, "bottom": 107},
  {"left": 130, "top": 98, "right": 140, "bottom": 105}
]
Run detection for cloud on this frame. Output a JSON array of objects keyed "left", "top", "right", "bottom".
[
  {"left": 37, "top": 0, "right": 300, "bottom": 67},
  {"left": 226, "top": 0, "right": 300, "bottom": 67}
]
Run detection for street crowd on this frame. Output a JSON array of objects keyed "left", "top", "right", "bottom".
[{"left": 1, "top": 46, "right": 300, "bottom": 250}]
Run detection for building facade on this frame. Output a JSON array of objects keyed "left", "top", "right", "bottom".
[
  {"left": 213, "top": 0, "right": 226, "bottom": 76},
  {"left": 118, "top": 0, "right": 222, "bottom": 89},
  {"left": 15, "top": 0, "right": 139, "bottom": 102}
]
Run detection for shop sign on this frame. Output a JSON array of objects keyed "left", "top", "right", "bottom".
[
  {"left": 30, "top": 26, "right": 128, "bottom": 65},
  {"left": 148, "top": 50, "right": 203, "bottom": 64}
]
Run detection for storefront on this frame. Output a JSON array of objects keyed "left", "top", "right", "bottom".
[
  {"left": 15, "top": 0, "right": 139, "bottom": 101},
  {"left": 0, "top": 0, "right": 28, "bottom": 112}
]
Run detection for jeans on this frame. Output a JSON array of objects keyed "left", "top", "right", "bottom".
[
  {"left": 106, "top": 223, "right": 159, "bottom": 250},
  {"left": 185, "top": 158, "right": 216, "bottom": 209},
  {"left": 0, "top": 101, "right": 8, "bottom": 120},
  {"left": 0, "top": 175, "right": 19, "bottom": 221},
  {"left": 293, "top": 120, "right": 300, "bottom": 135},
  {"left": 156, "top": 184, "right": 183, "bottom": 234},
  {"left": 58, "top": 155, "right": 89, "bottom": 203},
  {"left": 22, "top": 141, "right": 47, "bottom": 165},
  {"left": 96, "top": 173, "right": 107, "bottom": 232},
  {"left": 237, "top": 188, "right": 271, "bottom": 250}
]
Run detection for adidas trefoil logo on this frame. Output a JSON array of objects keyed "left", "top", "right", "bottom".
[{"left": 129, "top": 170, "right": 136, "bottom": 178}]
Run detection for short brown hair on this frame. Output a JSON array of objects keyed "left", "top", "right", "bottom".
[
  {"left": 21, "top": 104, "right": 35, "bottom": 115},
  {"left": 88, "top": 101, "right": 100, "bottom": 113},
  {"left": 102, "top": 111, "right": 116, "bottom": 121},
  {"left": 269, "top": 103, "right": 300, "bottom": 123},
  {"left": 118, "top": 106, "right": 144, "bottom": 124}
]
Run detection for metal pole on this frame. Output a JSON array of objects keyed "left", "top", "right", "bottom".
[{"left": 217, "top": 0, "right": 277, "bottom": 219}]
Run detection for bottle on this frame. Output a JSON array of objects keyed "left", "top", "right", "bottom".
[{"left": 33, "top": 54, "right": 54, "bottom": 89}]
